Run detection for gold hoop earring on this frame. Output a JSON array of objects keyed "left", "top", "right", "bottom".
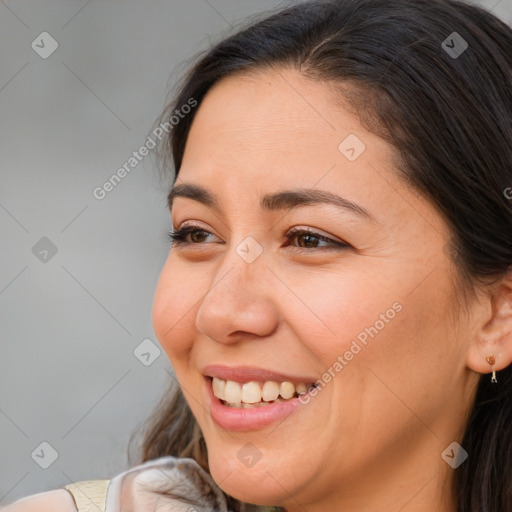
[{"left": 485, "top": 355, "right": 498, "bottom": 383}]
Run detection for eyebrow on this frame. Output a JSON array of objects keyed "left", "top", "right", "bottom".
[{"left": 167, "top": 183, "right": 374, "bottom": 221}]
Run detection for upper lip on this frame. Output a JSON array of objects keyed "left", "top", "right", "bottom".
[{"left": 201, "top": 364, "right": 317, "bottom": 384}]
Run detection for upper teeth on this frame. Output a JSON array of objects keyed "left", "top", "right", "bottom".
[{"left": 212, "top": 377, "right": 309, "bottom": 404}]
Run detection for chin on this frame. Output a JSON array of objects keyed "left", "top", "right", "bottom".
[{"left": 207, "top": 445, "right": 292, "bottom": 507}]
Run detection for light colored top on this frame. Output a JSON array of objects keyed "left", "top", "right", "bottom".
[{"left": 62, "top": 480, "right": 110, "bottom": 512}]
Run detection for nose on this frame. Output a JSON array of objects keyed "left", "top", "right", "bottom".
[{"left": 195, "top": 253, "right": 279, "bottom": 344}]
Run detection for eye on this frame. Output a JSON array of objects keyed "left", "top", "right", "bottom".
[
  {"left": 167, "top": 225, "right": 219, "bottom": 246},
  {"left": 284, "top": 226, "right": 350, "bottom": 251},
  {"left": 168, "top": 225, "right": 350, "bottom": 252}
]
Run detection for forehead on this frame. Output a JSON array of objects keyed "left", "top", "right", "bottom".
[{"left": 180, "top": 67, "right": 395, "bottom": 188}]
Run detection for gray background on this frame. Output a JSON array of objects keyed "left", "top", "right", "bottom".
[{"left": 1, "top": 0, "right": 511, "bottom": 505}]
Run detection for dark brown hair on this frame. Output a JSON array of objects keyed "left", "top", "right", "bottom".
[{"left": 129, "top": 1, "right": 512, "bottom": 510}]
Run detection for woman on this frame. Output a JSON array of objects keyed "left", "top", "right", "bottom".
[{"left": 5, "top": 0, "right": 511, "bottom": 510}]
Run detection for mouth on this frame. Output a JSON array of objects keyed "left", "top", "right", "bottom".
[
  {"left": 202, "top": 365, "right": 318, "bottom": 431},
  {"left": 210, "top": 377, "right": 315, "bottom": 408}
]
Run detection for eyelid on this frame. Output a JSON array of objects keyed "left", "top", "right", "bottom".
[
  {"left": 173, "top": 221, "right": 220, "bottom": 238},
  {"left": 173, "top": 220, "right": 208, "bottom": 231}
]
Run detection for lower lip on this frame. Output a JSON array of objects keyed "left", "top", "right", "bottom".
[{"left": 205, "top": 378, "right": 303, "bottom": 431}]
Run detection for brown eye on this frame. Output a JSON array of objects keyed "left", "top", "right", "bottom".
[
  {"left": 296, "top": 233, "right": 321, "bottom": 248},
  {"left": 190, "top": 230, "right": 209, "bottom": 243},
  {"left": 167, "top": 226, "right": 217, "bottom": 246},
  {"left": 285, "top": 227, "right": 350, "bottom": 251}
]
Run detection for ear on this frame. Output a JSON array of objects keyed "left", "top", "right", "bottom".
[{"left": 466, "top": 271, "right": 512, "bottom": 378}]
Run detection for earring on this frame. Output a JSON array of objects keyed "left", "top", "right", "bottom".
[{"left": 485, "top": 355, "right": 498, "bottom": 383}]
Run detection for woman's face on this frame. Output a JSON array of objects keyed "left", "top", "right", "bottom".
[{"left": 152, "top": 68, "right": 479, "bottom": 510}]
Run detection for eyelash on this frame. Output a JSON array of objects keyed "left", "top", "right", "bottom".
[{"left": 167, "top": 225, "right": 350, "bottom": 252}]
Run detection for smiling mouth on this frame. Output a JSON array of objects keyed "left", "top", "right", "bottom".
[{"left": 210, "top": 377, "right": 317, "bottom": 408}]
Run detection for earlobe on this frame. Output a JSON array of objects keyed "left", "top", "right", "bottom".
[
  {"left": 466, "top": 344, "right": 506, "bottom": 382},
  {"left": 466, "top": 272, "right": 512, "bottom": 381}
]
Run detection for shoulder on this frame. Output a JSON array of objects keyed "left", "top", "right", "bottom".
[{"left": 1, "top": 489, "right": 77, "bottom": 512}]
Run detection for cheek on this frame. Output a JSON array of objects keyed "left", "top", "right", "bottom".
[
  {"left": 343, "top": 266, "right": 460, "bottom": 433},
  {"left": 152, "top": 256, "right": 202, "bottom": 362},
  {"left": 275, "top": 264, "right": 400, "bottom": 363},
  {"left": 286, "top": 260, "right": 458, "bottom": 410}
]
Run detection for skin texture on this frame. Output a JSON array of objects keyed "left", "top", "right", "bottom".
[
  {"left": 152, "top": 68, "right": 512, "bottom": 512},
  {"left": 1, "top": 489, "right": 77, "bottom": 511}
]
